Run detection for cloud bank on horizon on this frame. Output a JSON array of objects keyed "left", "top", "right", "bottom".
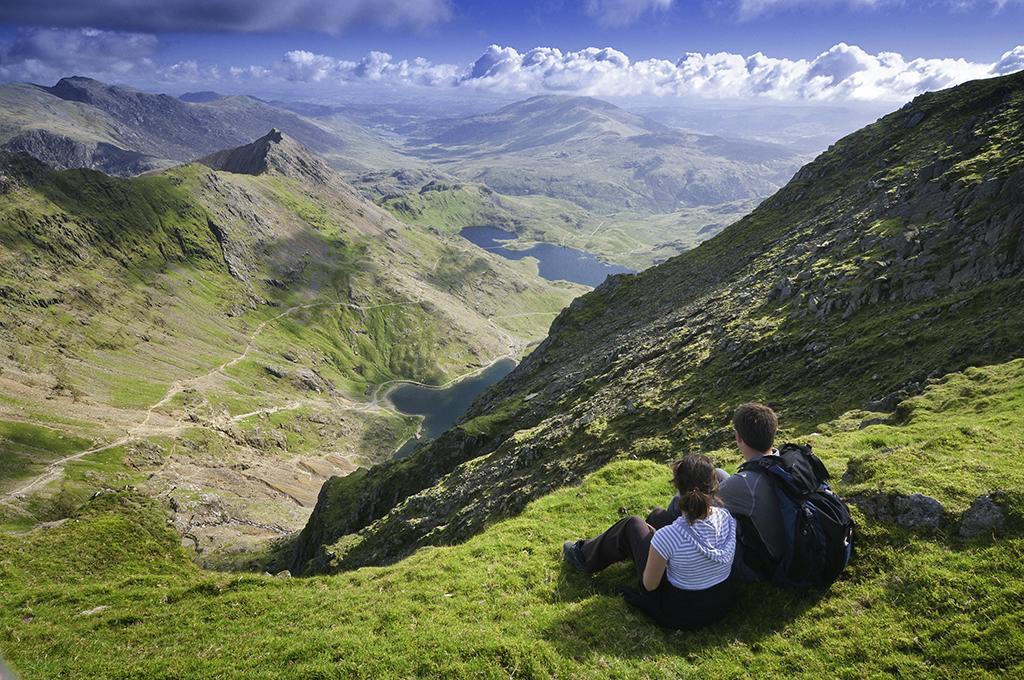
[{"left": 2, "top": 26, "right": 1021, "bottom": 104}]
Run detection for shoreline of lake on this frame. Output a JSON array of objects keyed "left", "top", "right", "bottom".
[
  {"left": 459, "top": 225, "right": 634, "bottom": 287},
  {"left": 384, "top": 357, "right": 518, "bottom": 459}
]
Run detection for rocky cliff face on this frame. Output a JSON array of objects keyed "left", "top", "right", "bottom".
[
  {"left": 2, "top": 129, "right": 166, "bottom": 176},
  {"left": 198, "top": 129, "right": 333, "bottom": 184},
  {"left": 293, "top": 70, "right": 1024, "bottom": 574}
]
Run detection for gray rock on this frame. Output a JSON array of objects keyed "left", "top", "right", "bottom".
[
  {"left": 893, "top": 493, "right": 945, "bottom": 529},
  {"left": 293, "top": 368, "right": 333, "bottom": 393},
  {"left": 78, "top": 605, "right": 110, "bottom": 617},
  {"left": 853, "top": 492, "right": 945, "bottom": 529},
  {"left": 264, "top": 365, "right": 288, "bottom": 379},
  {"left": 958, "top": 494, "right": 1006, "bottom": 538}
]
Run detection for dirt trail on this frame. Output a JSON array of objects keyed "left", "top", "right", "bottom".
[
  {"left": 1, "top": 299, "right": 421, "bottom": 506},
  {"left": 2, "top": 291, "right": 539, "bottom": 508}
]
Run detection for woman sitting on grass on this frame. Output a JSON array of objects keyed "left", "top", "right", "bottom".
[{"left": 563, "top": 453, "right": 737, "bottom": 630}]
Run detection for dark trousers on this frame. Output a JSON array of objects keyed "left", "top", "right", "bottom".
[
  {"left": 579, "top": 516, "right": 654, "bottom": 577},
  {"left": 579, "top": 512, "right": 737, "bottom": 630}
]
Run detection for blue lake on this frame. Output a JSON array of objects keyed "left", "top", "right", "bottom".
[
  {"left": 387, "top": 357, "right": 517, "bottom": 459},
  {"left": 459, "top": 226, "right": 634, "bottom": 287}
]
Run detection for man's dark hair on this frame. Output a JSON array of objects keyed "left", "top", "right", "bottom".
[{"left": 732, "top": 402, "right": 778, "bottom": 453}]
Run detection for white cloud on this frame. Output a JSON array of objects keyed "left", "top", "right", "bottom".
[
  {"left": 585, "top": 0, "right": 674, "bottom": 27},
  {"left": 1, "top": 31, "right": 1021, "bottom": 104},
  {"left": 445, "top": 42, "right": 1002, "bottom": 101},
  {"left": 993, "top": 45, "right": 1024, "bottom": 74},
  {"left": 0, "top": 27, "right": 157, "bottom": 83}
]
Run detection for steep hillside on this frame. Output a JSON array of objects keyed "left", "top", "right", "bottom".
[
  {"left": 2, "top": 357, "right": 1022, "bottom": 677},
  {"left": 0, "top": 77, "right": 406, "bottom": 175},
  {"left": 294, "top": 71, "right": 1024, "bottom": 574},
  {"left": 403, "top": 95, "right": 802, "bottom": 212},
  {"left": 0, "top": 132, "right": 581, "bottom": 562}
]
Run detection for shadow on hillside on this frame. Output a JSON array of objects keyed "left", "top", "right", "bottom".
[{"left": 543, "top": 564, "right": 823, "bottom": 660}]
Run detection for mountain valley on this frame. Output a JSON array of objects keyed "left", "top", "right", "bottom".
[
  {"left": 0, "top": 59, "right": 1022, "bottom": 679},
  {"left": 0, "top": 129, "right": 581, "bottom": 563}
]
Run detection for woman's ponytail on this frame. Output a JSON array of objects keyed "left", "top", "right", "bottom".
[{"left": 672, "top": 454, "right": 719, "bottom": 524}]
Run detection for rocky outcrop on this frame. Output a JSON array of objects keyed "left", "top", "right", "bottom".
[
  {"left": 851, "top": 492, "right": 945, "bottom": 530},
  {"left": 959, "top": 494, "right": 1007, "bottom": 538},
  {"left": 198, "top": 129, "right": 333, "bottom": 184},
  {"left": 2, "top": 129, "right": 164, "bottom": 176}
]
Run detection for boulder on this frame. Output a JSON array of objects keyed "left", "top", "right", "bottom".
[
  {"left": 958, "top": 494, "right": 1006, "bottom": 538},
  {"left": 853, "top": 492, "right": 945, "bottom": 529}
]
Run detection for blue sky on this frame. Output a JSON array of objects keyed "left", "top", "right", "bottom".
[{"left": 0, "top": 1, "right": 1022, "bottom": 103}]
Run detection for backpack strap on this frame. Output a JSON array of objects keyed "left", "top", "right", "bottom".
[{"left": 738, "top": 443, "right": 828, "bottom": 496}]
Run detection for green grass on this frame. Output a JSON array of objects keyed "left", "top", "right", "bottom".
[
  {"left": 459, "top": 397, "right": 525, "bottom": 437},
  {"left": 0, "top": 421, "right": 92, "bottom": 490},
  {"left": 1, "top": 358, "right": 1022, "bottom": 678}
]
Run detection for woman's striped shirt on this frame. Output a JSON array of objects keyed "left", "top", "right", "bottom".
[{"left": 650, "top": 505, "right": 736, "bottom": 590}]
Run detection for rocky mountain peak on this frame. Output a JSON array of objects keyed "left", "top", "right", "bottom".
[{"left": 197, "top": 128, "right": 333, "bottom": 184}]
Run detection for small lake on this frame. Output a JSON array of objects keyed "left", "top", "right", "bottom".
[
  {"left": 387, "top": 357, "right": 517, "bottom": 459},
  {"left": 459, "top": 226, "right": 634, "bottom": 287}
]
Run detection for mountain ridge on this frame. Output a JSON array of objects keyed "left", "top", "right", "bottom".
[
  {"left": 197, "top": 128, "right": 333, "bottom": 184},
  {"left": 0, "top": 77, "right": 404, "bottom": 175}
]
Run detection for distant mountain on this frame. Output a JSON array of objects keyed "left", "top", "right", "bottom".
[
  {"left": 0, "top": 77, "right": 406, "bottom": 175},
  {"left": 403, "top": 95, "right": 803, "bottom": 212},
  {"left": 634, "top": 102, "right": 890, "bottom": 154},
  {"left": 179, "top": 91, "right": 225, "bottom": 103},
  {"left": 294, "top": 71, "right": 1024, "bottom": 573}
]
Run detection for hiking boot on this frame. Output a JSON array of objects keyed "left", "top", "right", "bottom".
[{"left": 562, "top": 540, "right": 587, "bottom": 573}]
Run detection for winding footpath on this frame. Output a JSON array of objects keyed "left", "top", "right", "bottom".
[
  {"left": 0, "top": 299, "right": 417, "bottom": 506},
  {"left": 1, "top": 296, "right": 526, "bottom": 507}
]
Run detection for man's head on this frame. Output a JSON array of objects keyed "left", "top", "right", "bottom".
[{"left": 732, "top": 402, "right": 777, "bottom": 457}]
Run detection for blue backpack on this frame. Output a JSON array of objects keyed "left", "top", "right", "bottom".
[{"left": 738, "top": 443, "right": 855, "bottom": 589}]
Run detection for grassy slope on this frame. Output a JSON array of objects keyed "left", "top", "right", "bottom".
[{"left": 1, "top": 358, "right": 1022, "bottom": 678}]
